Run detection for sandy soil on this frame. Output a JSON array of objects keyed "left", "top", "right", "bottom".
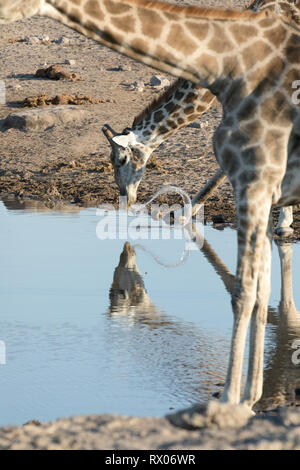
[
  {"left": 1, "top": 405, "right": 300, "bottom": 450},
  {"left": 1, "top": 0, "right": 299, "bottom": 237}
]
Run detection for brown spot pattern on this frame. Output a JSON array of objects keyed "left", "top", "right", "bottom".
[
  {"left": 84, "top": 0, "right": 104, "bottom": 20},
  {"left": 103, "top": 0, "right": 131, "bottom": 15},
  {"left": 185, "top": 21, "right": 209, "bottom": 41},
  {"left": 111, "top": 14, "right": 136, "bottom": 33},
  {"left": 167, "top": 24, "right": 197, "bottom": 55},
  {"left": 140, "top": 9, "right": 164, "bottom": 39}
]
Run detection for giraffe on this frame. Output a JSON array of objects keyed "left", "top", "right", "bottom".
[
  {"left": 109, "top": 241, "right": 160, "bottom": 318},
  {"left": 102, "top": 0, "right": 300, "bottom": 237},
  {"left": 107, "top": 238, "right": 236, "bottom": 401},
  {"left": 1, "top": 0, "right": 300, "bottom": 419}
]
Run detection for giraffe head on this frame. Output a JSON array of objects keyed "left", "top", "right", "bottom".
[
  {"left": 102, "top": 124, "right": 152, "bottom": 207},
  {"left": 109, "top": 241, "right": 150, "bottom": 315}
]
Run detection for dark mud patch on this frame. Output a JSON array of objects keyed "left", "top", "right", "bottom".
[
  {"left": 21, "top": 94, "right": 116, "bottom": 107},
  {"left": 1, "top": 159, "right": 300, "bottom": 240},
  {"left": 35, "top": 65, "right": 83, "bottom": 82}
]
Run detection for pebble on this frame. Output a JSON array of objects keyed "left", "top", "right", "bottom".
[
  {"left": 23, "top": 420, "right": 41, "bottom": 426},
  {"left": 7, "top": 84, "right": 21, "bottom": 90},
  {"left": 107, "top": 65, "right": 131, "bottom": 72},
  {"left": 150, "top": 75, "right": 170, "bottom": 89},
  {"left": 25, "top": 35, "right": 50, "bottom": 45},
  {"left": 129, "top": 80, "right": 144, "bottom": 92},
  {"left": 65, "top": 59, "right": 76, "bottom": 66},
  {"left": 188, "top": 121, "right": 208, "bottom": 129},
  {"left": 187, "top": 122, "right": 200, "bottom": 128},
  {"left": 25, "top": 36, "right": 40, "bottom": 45},
  {"left": 57, "top": 36, "right": 71, "bottom": 45},
  {"left": 40, "top": 35, "right": 50, "bottom": 44},
  {"left": 212, "top": 214, "right": 226, "bottom": 224}
]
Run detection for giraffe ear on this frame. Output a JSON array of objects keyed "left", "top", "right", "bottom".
[
  {"left": 102, "top": 124, "right": 117, "bottom": 144},
  {"left": 112, "top": 135, "right": 131, "bottom": 149}
]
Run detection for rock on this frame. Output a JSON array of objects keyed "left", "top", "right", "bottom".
[
  {"left": 212, "top": 214, "right": 226, "bottom": 224},
  {"left": 23, "top": 420, "right": 41, "bottom": 427},
  {"left": 200, "top": 121, "right": 209, "bottom": 128},
  {"left": 57, "top": 36, "right": 71, "bottom": 45},
  {"left": 65, "top": 59, "right": 76, "bottom": 66},
  {"left": 25, "top": 36, "right": 40, "bottom": 45},
  {"left": 25, "top": 35, "right": 49, "bottom": 45},
  {"left": 129, "top": 80, "right": 144, "bottom": 92},
  {"left": 8, "top": 84, "right": 21, "bottom": 90},
  {"left": 188, "top": 121, "right": 209, "bottom": 129},
  {"left": 150, "top": 75, "right": 170, "bottom": 89},
  {"left": 167, "top": 401, "right": 253, "bottom": 430},
  {"left": 40, "top": 35, "right": 50, "bottom": 44},
  {"left": 3, "top": 106, "right": 89, "bottom": 131},
  {"left": 187, "top": 122, "right": 201, "bottom": 128},
  {"left": 107, "top": 65, "right": 131, "bottom": 72}
]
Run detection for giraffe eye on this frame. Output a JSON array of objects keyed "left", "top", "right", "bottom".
[
  {"left": 119, "top": 157, "right": 127, "bottom": 166},
  {"left": 118, "top": 153, "right": 130, "bottom": 166}
]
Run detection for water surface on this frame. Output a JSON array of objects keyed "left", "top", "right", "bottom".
[{"left": 0, "top": 198, "right": 299, "bottom": 426}]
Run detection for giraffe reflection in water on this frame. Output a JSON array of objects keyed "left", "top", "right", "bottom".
[{"left": 108, "top": 233, "right": 300, "bottom": 411}]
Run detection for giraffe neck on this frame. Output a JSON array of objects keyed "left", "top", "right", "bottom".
[
  {"left": 38, "top": 1, "right": 271, "bottom": 91},
  {"left": 126, "top": 79, "right": 215, "bottom": 150}
]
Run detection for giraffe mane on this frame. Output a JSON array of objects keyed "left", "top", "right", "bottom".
[
  {"left": 132, "top": 77, "right": 185, "bottom": 128},
  {"left": 121, "top": 0, "right": 270, "bottom": 20}
]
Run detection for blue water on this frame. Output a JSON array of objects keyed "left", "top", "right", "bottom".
[{"left": 0, "top": 198, "right": 299, "bottom": 426}]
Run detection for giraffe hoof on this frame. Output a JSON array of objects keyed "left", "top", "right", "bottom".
[{"left": 275, "top": 227, "right": 294, "bottom": 237}]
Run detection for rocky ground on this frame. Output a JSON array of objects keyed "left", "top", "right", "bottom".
[{"left": 1, "top": 0, "right": 299, "bottom": 237}]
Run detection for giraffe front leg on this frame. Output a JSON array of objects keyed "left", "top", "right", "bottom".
[
  {"left": 241, "top": 215, "right": 272, "bottom": 409},
  {"left": 167, "top": 197, "right": 274, "bottom": 430},
  {"left": 275, "top": 206, "right": 293, "bottom": 237},
  {"left": 220, "top": 195, "right": 273, "bottom": 408}
]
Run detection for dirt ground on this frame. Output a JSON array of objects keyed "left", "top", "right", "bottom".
[
  {"left": 1, "top": 405, "right": 300, "bottom": 450},
  {"left": 1, "top": 0, "right": 299, "bottom": 238}
]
